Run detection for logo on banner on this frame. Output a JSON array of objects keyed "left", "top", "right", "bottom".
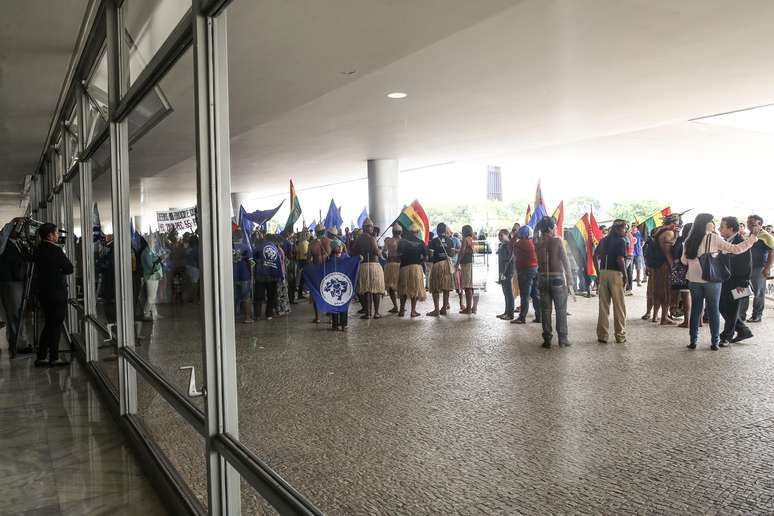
[
  {"left": 263, "top": 245, "right": 278, "bottom": 262},
  {"left": 321, "top": 272, "right": 352, "bottom": 306}
]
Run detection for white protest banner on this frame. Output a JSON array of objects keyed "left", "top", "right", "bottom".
[{"left": 156, "top": 206, "right": 198, "bottom": 233}]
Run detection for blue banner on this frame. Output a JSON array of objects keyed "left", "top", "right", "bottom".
[{"left": 303, "top": 256, "right": 361, "bottom": 313}]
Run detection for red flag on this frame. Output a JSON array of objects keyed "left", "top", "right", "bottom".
[
  {"left": 589, "top": 207, "right": 604, "bottom": 244},
  {"left": 552, "top": 201, "right": 564, "bottom": 239}
]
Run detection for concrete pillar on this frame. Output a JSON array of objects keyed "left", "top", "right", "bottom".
[
  {"left": 367, "top": 159, "right": 399, "bottom": 237},
  {"left": 133, "top": 215, "right": 145, "bottom": 235},
  {"left": 230, "top": 192, "right": 251, "bottom": 218}
]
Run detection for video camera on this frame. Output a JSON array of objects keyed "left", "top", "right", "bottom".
[{"left": 0, "top": 217, "right": 67, "bottom": 261}]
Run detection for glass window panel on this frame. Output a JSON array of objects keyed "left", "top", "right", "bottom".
[
  {"left": 223, "top": 0, "right": 527, "bottom": 513},
  {"left": 122, "top": 0, "right": 190, "bottom": 86},
  {"left": 136, "top": 375, "right": 207, "bottom": 509},
  {"left": 127, "top": 48, "right": 203, "bottom": 410},
  {"left": 72, "top": 177, "right": 84, "bottom": 302},
  {"left": 84, "top": 50, "right": 108, "bottom": 148},
  {"left": 89, "top": 138, "right": 119, "bottom": 389},
  {"left": 66, "top": 106, "right": 80, "bottom": 170}
]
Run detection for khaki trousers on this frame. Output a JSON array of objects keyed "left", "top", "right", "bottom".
[{"left": 597, "top": 269, "right": 627, "bottom": 341}]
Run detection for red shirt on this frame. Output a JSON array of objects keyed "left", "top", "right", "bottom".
[{"left": 515, "top": 239, "right": 538, "bottom": 271}]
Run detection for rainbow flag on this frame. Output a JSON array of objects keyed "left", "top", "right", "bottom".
[
  {"left": 572, "top": 213, "right": 599, "bottom": 279},
  {"left": 534, "top": 179, "right": 547, "bottom": 212},
  {"left": 552, "top": 201, "right": 564, "bottom": 239},
  {"left": 524, "top": 204, "right": 532, "bottom": 226},
  {"left": 282, "top": 180, "right": 302, "bottom": 234},
  {"left": 396, "top": 199, "right": 430, "bottom": 243}
]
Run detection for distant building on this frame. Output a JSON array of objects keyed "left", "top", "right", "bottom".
[{"left": 486, "top": 165, "right": 502, "bottom": 201}]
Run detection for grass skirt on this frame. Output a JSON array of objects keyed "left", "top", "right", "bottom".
[
  {"left": 357, "top": 262, "right": 385, "bottom": 294},
  {"left": 429, "top": 260, "right": 455, "bottom": 292},
  {"left": 459, "top": 262, "right": 474, "bottom": 289},
  {"left": 398, "top": 264, "right": 426, "bottom": 300},
  {"left": 384, "top": 262, "right": 401, "bottom": 290}
]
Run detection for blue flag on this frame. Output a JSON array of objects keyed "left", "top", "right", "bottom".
[
  {"left": 323, "top": 199, "right": 343, "bottom": 234},
  {"left": 356, "top": 207, "right": 368, "bottom": 228},
  {"left": 303, "top": 255, "right": 361, "bottom": 313},
  {"left": 129, "top": 221, "right": 143, "bottom": 251},
  {"left": 238, "top": 205, "right": 256, "bottom": 256},
  {"left": 308, "top": 219, "right": 317, "bottom": 231},
  {"left": 527, "top": 202, "right": 549, "bottom": 229},
  {"left": 241, "top": 200, "right": 284, "bottom": 227}
]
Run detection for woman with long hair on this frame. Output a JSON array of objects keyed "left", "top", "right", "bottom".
[{"left": 681, "top": 213, "right": 759, "bottom": 350}]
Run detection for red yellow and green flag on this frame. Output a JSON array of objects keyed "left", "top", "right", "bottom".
[
  {"left": 282, "top": 180, "right": 302, "bottom": 235},
  {"left": 524, "top": 204, "right": 532, "bottom": 226},
  {"left": 636, "top": 207, "right": 672, "bottom": 236},
  {"left": 396, "top": 199, "right": 430, "bottom": 244}
]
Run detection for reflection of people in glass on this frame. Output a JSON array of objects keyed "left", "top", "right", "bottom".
[
  {"left": 140, "top": 237, "right": 163, "bottom": 321},
  {"left": 0, "top": 228, "right": 29, "bottom": 354}
]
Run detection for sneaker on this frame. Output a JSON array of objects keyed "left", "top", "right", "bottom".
[
  {"left": 615, "top": 338, "right": 627, "bottom": 344},
  {"left": 558, "top": 341, "right": 571, "bottom": 347},
  {"left": 511, "top": 319, "right": 526, "bottom": 325},
  {"left": 687, "top": 343, "right": 697, "bottom": 349},
  {"left": 597, "top": 338, "right": 608, "bottom": 344},
  {"left": 541, "top": 342, "right": 551, "bottom": 349},
  {"left": 748, "top": 317, "right": 762, "bottom": 323},
  {"left": 710, "top": 343, "right": 719, "bottom": 351},
  {"left": 731, "top": 331, "right": 753, "bottom": 343}
]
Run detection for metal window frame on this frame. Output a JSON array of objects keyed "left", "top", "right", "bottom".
[
  {"left": 106, "top": 0, "right": 138, "bottom": 416},
  {"left": 192, "top": 3, "right": 240, "bottom": 514},
  {"left": 33, "top": 1, "right": 327, "bottom": 515}
]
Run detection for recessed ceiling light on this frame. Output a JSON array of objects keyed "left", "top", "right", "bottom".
[{"left": 387, "top": 92, "right": 408, "bottom": 99}]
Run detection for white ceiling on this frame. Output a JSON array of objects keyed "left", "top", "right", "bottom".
[
  {"left": 7, "top": 0, "right": 774, "bottom": 224},
  {"left": 0, "top": 0, "right": 88, "bottom": 221}
]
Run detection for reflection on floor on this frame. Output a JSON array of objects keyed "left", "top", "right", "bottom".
[
  {"left": 0, "top": 340, "right": 169, "bottom": 516},
  {"left": 131, "top": 283, "right": 774, "bottom": 515}
]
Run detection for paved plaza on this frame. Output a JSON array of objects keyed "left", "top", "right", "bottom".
[{"left": 125, "top": 282, "right": 774, "bottom": 515}]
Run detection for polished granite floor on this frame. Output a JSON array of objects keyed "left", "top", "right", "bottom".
[
  {"left": 105, "top": 279, "right": 774, "bottom": 515},
  {"left": 0, "top": 341, "right": 169, "bottom": 515}
]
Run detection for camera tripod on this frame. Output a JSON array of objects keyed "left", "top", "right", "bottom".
[{"left": 11, "top": 261, "right": 73, "bottom": 361}]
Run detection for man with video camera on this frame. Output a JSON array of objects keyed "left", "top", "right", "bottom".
[{"left": 34, "top": 223, "right": 73, "bottom": 367}]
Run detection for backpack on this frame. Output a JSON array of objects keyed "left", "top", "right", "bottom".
[{"left": 643, "top": 229, "right": 667, "bottom": 268}]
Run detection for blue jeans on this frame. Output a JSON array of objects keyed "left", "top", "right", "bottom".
[
  {"left": 689, "top": 282, "right": 722, "bottom": 345},
  {"left": 517, "top": 268, "right": 540, "bottom": 321}
]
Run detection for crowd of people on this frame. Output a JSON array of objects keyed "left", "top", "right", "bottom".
[
  {"left": 1, "top": 210, "right": 771, "bottom": 362},
  {"left": 231, "top": 219, "right": 488, "bottom": 330},
  {"left": 227, "top": 211, "right": 772, "bottom": 349}
]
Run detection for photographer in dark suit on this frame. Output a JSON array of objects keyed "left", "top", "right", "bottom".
[
  {"left": 0, "top": 228, "right": 31, "bottom": 356},
  {"left": 718, "top": 216, "right": 752, "bottom": 345},
  {"left": 34, "top": 223, "right": 73, "bottom": 367}
]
